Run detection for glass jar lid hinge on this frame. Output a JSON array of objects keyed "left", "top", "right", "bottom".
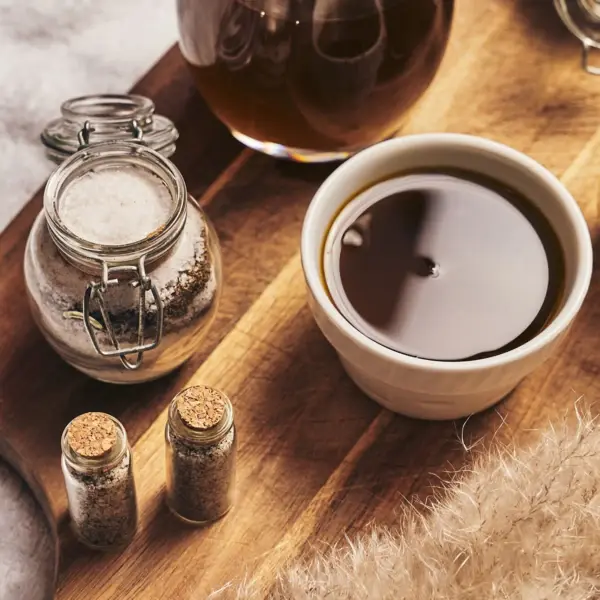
[
  {"left": 77, "top": 119, "right": 145, "bottom": 150},
  {"left": 41, "top": 94, "right": 179, "bottom": 162},
  {"left": 82, "top": 257, "right": 164, "bottom": 370}
]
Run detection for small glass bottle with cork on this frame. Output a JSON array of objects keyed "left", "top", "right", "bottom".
[
  {"left": 61, "top": 412, "right": 138, "bottom": 550},
  {"left": 165, "top": 385, "right": 237, "bottom": 524}
]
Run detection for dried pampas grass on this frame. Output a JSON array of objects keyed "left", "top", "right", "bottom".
[{"left": 217, "top": 407, "right": 600, "bottom": 599}]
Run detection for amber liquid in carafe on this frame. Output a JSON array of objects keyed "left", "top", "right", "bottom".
[{"left": 178, "top": 0, "right": 453, "bottom": 151}]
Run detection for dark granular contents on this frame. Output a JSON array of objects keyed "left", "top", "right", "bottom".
[
  {"left": 65, "top": 453, "right": 138, "bottom": 549},
  {"left": 163, "top": 247, "right": 212, "bottom": 321},
  {"left": 68, "top": 247, "right": 213, "bottom": 337},
  {"left": 168, "top": 426, "right": 236, "bottom": 523}
]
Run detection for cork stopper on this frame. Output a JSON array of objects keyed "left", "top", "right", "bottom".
[
  {"left": 66, "top": 412, "right": 117, "bottom": 458},
  {"left": 175, "top": 386, "right": 226, "bottom": 431}
]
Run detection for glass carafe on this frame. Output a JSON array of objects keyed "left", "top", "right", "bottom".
[{"left": 177, "top": 0, "right": 454, "bottom": 162}]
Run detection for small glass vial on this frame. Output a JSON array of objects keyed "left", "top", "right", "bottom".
[
  {"left": 61, "top": 412, "right": 138, "bottom": 550},
  {"left": 165, "top": 385, "right": 236, "bottom": 524}
]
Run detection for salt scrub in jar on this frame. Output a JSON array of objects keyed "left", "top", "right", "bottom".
[
  {"left": 165, "top": 385, "right": 236, "bottom": 524},
  {"left": 61, "top": 412, "right": 138, "bottom": 551},
  {"left": 25, "top": 100, "right": 222, "bottom": 383}
]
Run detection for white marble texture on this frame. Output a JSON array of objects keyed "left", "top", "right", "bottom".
[
  {"left": 0, "top": 1, "right": 177, "bottom": 597},
  {"left": 0, "top": 0, "right": 178, "bottom": 233},
  {"left": 0, "top": 460, "right": 55, "bottom": 600}
]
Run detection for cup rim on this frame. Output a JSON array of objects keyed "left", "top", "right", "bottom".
[{"left": 301, "top": 133, "right": 594, "bottom": 373}]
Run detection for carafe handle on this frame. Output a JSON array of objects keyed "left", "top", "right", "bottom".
[{"left": 582, "top": 40, "right": 600, "bottom": 75}]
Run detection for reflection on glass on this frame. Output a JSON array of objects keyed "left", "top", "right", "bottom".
[{"left": 177, "top": 0, "right": 454, "bottom": 161}]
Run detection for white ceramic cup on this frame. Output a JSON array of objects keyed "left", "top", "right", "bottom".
[{"left": 301, "top": 134, "right": 593, "bottom": 420}]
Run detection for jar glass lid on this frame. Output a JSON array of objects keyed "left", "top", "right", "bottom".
[
  {"left": 555, "top": 0, "right": 600, "bottom": 74},
  {"left": 41, "top": 94, "right": 179, "bottom": 163}
]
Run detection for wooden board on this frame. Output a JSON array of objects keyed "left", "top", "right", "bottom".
[{"left": 0, "top": 1, "right": 599, "bottom": 597}]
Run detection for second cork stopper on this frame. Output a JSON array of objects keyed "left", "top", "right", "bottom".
[{"left": 176, "top": 386, "right": 227, "bottom": 431}]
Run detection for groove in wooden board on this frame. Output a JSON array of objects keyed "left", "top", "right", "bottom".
[
  {"left": 57, "top": 255, "right": 382, "bottom": 598},
  {"left": 0, "top": 436, "right": 59, "bottom": 587},
  {"left": 198, "top": 149, "right": 255, "bottom": 209},
  {"left": 248, "top": 408, "right": 397, "bottom": 597},
  {"left": 560, "top": 126, "right": 600, "bottom": 224},
  {"left": 402, "top": 0, "right": 514, "bottom": 136}
]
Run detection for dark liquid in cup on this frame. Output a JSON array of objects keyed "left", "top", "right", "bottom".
[
  {"left": 177, "top": 0, "right": 453, "bottom": 151},
  {"left": 326, "top": 170, "right": 565, "bottom": 361}
]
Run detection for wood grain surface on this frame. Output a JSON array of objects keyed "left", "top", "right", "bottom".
[{"left": 0, "top": 1, "right": 599, "bottom": 598}]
